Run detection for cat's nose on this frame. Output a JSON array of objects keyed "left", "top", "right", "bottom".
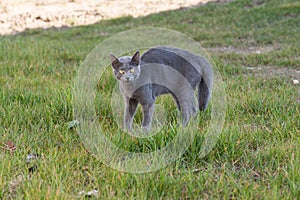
[{"left": 125, "top": 77, "right": 130, "bottom": 81}]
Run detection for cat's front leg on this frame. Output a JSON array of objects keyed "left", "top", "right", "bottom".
[
  {"left": 141, "top": 102, "right": 155, "bottom": 133},
  {"left": 124, "top": 98, "right": 138, "bottom": 131}
]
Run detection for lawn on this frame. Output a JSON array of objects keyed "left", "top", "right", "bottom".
[{"left": 0, "top": 0, "right": 299, "bottom": 199}]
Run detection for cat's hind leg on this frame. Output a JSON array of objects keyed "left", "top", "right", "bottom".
[
  {"left": 178, "top": 90, "right": 197, "bottom": 126},
  {"left": 171, "top": 92, "right": 181, "bottom": 110},
  {"left": 180, "top": 101, "right": 197, "bottom": 126}
]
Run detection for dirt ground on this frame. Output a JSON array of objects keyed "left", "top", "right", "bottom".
[{"left": 0, "top": 0, "right": 215, "bottom": 35}]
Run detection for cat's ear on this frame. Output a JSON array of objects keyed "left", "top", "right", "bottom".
[
  {"left": 131, "top": 51, "right": 140, "bottom": 66},
  {"left": 110, "top": 54, "right": 121, "bottom": 69}
]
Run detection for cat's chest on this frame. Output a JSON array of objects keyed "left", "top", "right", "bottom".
[
  {"left": 119, "top": 82, "right": 140, "bottom": 98},
  {"left": 120, "top": 83, "right": 152, "bottom": 100}
]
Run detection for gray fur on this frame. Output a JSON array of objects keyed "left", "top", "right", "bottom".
[{"left": 110, "top": 46, "right": 213, "bottom": 132}]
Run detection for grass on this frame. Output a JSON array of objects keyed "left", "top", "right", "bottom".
[{"left": 0, "top": 0, "right": 299, "bottom": 199}]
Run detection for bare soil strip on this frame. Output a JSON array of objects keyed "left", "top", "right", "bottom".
[{"left": 0, "top": 0, "right": 214, "bottom": 35}]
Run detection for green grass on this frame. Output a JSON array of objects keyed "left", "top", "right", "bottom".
[{"left": 0, "top": 0, "right": 299, "bottom": 199}]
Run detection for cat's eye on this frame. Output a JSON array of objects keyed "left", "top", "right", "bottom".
[
  {"left": 119, "top": 70, "right": 125, "bottom": 74},
  {"left": 130, "top": 68, "right": 135, "bottom": 73}
]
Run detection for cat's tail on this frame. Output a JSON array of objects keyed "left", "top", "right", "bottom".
[{"left": 198, "top": 66, "right": 213, "bottom": 111}]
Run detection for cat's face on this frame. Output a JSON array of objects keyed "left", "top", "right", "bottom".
[{"left": 110, "top": 51, "right": 141, "bottom": 83}]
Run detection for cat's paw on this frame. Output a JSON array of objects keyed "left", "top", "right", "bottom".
[
  {"left": 142, "top": 125, "right": 151, "bottom": 133},
  {"left": 122, "top": 124, "right": 133, "bottom": 133}
]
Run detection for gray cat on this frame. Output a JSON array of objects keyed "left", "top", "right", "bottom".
[{"left": 110, "top": 46, "right": 213, "bottom": 132}]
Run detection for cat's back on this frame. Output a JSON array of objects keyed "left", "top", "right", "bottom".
[
  {"left": 141, "top": 46, "right": 208, "bottom": 75},
  {"left": 140, "top": 47, "right": 210, "bottom": 88},
  {"left": 141, "top": 46, "right": 190, "bottom": 66}
]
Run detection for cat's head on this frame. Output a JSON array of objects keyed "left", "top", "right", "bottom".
[{"left": 110, "top": 51, "right": 141, "bottom": 83}]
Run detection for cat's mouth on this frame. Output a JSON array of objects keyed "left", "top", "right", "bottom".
[{"left": 123, "top": 79, "right": 131, "bottom": 83}]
